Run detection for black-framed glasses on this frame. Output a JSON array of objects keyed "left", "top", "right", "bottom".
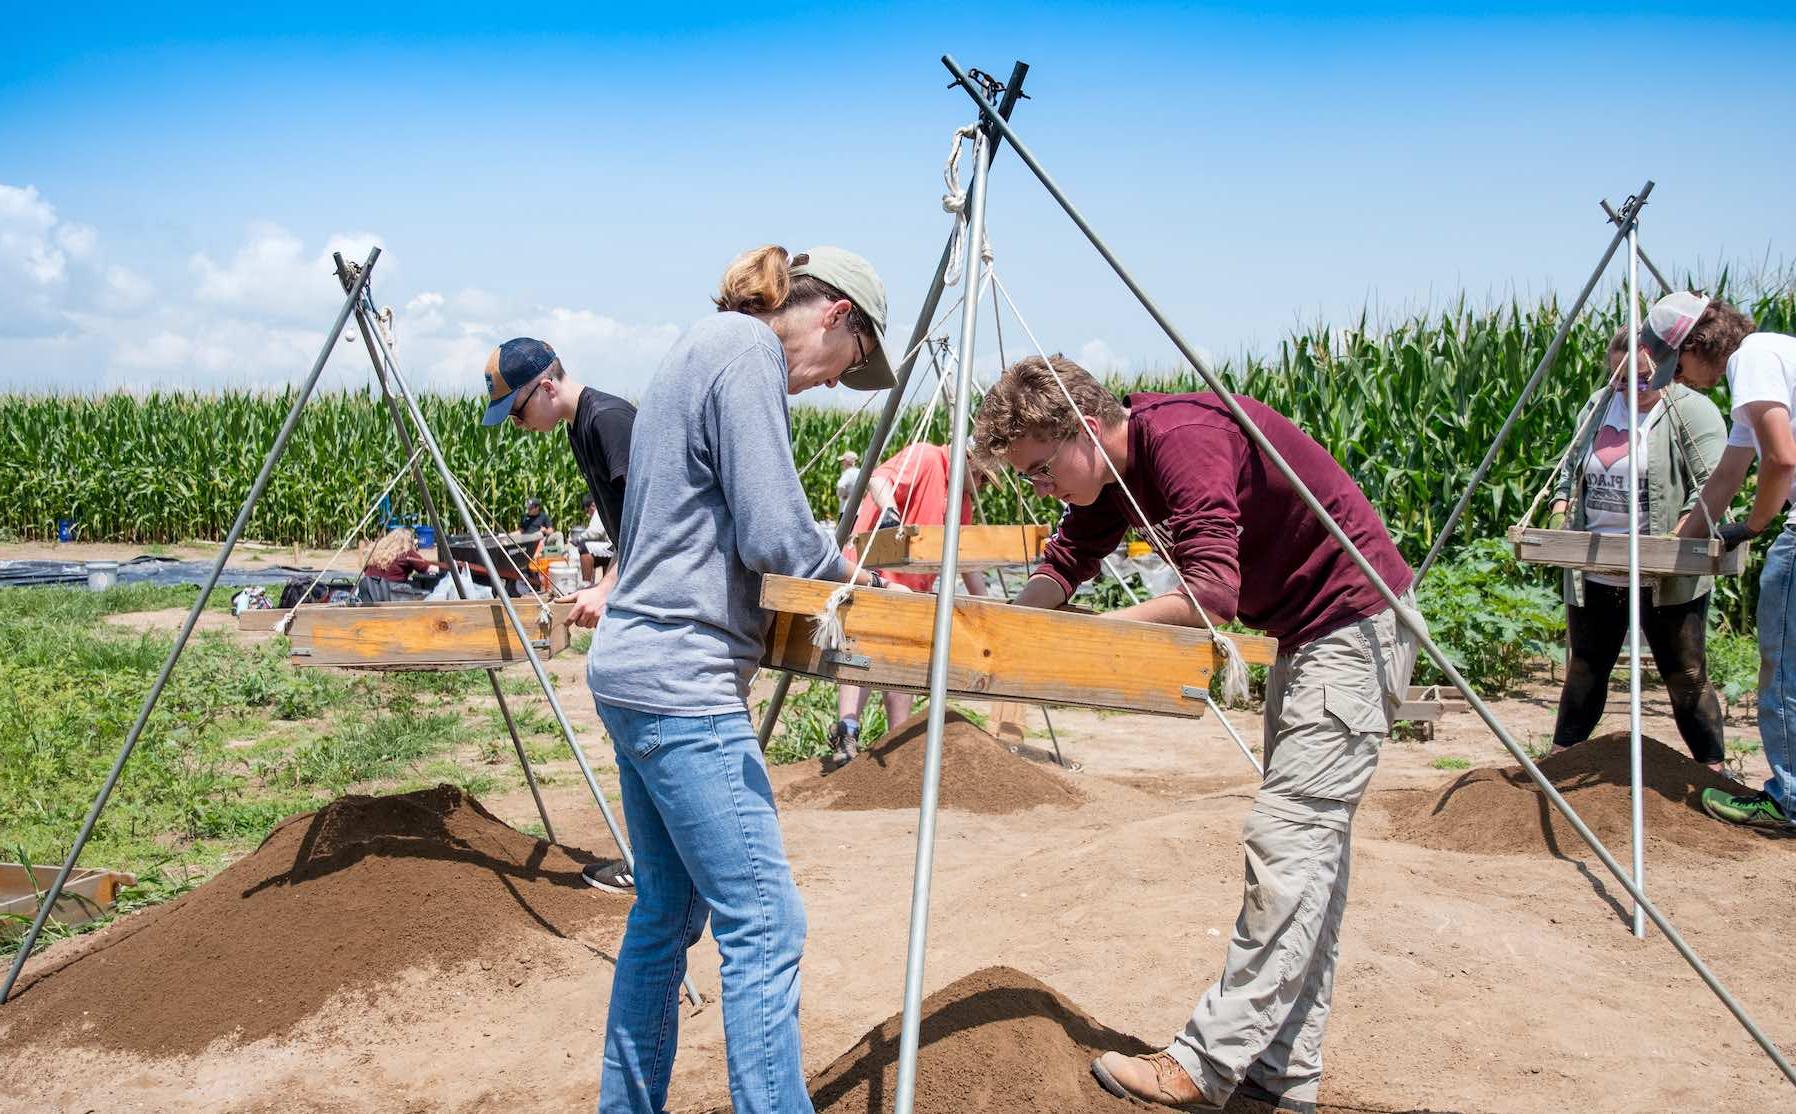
[
  {"left": 509, "top": 377, "right": 547, "bottom": 427},
  {"left": 1017, "top": 434, "right": 1072, "bottom": 486},
  {"left": 845, "top": 330, "right": 870, "bottom": 375}
]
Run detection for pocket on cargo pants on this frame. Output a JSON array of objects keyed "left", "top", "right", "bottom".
[{"left": 1259, "top": 622, "right": 1389, "bottom": 815}]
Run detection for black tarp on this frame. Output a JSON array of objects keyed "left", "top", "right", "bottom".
[{"left": 0, "top": 556, "right": 328, "bottom": 590}]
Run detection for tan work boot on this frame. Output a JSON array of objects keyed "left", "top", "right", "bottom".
[{"left": 1090, "top": 1050, "right": 1222, "bottom": 1110}]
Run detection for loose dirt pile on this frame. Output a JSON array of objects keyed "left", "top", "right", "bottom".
[
  {"left": 799, "top": 965, "right": 1150, "bottom": 1113},
  {"left": 781, "top": 711, "right": 1082, "bottom": 815},
  {"left": 4, "top": 786, "right": 626, "bottom": 1054},
  {"left": 783, "top": 965, "right": 1358, "bottom": 1113},
  {"left": 1395, "top": 732, "right": 1783, "bottom": 858}
]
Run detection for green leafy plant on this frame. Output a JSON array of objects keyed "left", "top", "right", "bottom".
[{"left": 1413, "top": 538, "right": 1563, "bottom": 693}]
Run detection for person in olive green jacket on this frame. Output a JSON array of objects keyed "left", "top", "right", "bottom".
[{"left": 1545, "top": 328, "right": 1728, "bottom": 769}]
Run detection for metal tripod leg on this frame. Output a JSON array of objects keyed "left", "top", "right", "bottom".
[
  {"left": 1415, "top": 183, "right": 1655, "bottom": 581},
  {"left": 333, "top": 256, "right": 557, "bottom": 843},
  {"left": 359, "top": 295, "right": 700, "bottom": 1007},
  {"left": 755, "top": 60, "right": 1032, "bottom": 751},
  {"left": 1, "top": 248, "right": 383, "bottom": 1005}
]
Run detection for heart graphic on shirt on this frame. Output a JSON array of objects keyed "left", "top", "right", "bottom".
[{"left": 1592, "top": 425, "right": 1631, "bottom": 470}]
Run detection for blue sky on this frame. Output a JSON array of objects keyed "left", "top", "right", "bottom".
[{"left": 3, "top": 3, "right": 1792, "bottom": 398}]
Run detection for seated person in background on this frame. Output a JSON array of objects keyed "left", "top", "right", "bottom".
[
  {"left": 1545, "top": 326, "right": 1727, "bottom": 771},
  {"left": 518, "top": 496, "right": 552, "bottom": 536},
  {"left": 358, "top": 527, "right": 455, "bottom": 602},
  {"left": 572, "top": 494, "right": 616, "bottom": 587}
]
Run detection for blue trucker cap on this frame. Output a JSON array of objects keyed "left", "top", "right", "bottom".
[{"left": 481, "top": 337, "right": 560, "bottom": 426}]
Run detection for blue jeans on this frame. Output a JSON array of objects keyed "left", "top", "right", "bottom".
[
  {"left": 592, "top": 701, "right": 812, "bottom": 1114},
  {"left": 1756, "top": 530, "right": 1796, "bottom": 815}
]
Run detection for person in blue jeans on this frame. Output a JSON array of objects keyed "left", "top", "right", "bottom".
[
  {"left": 585, "top": 244, "right": 904, "bottom": 1114},
  {"left": 1656, "top": 291, "right": 1796, "bottom": 831}
]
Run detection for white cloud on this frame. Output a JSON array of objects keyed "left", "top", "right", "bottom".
[
  {"left": 1077, "top": 338, "right": 1128, "bottom": 375},
  {"left": 0, "top": 186, "right": 680, "bottom": 397},
  {"left": 189, "top": 223, "right": 384, "bottom": 325}
]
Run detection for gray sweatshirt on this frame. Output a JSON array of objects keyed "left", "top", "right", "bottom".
[{"left": 587, "top": 312, "right": 848, "bottom": 715}]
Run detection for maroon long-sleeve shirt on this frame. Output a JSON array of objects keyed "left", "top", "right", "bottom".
[{"left": 1034, "top": 392, "right": 1412, "bottom": 649}]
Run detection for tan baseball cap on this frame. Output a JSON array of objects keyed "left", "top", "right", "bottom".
[{"left": 790, "top": 246, "right": 895, "bottom": 391}]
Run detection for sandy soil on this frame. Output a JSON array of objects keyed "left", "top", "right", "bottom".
[
  {"left": 2, "top": 539, "right": 348, "bottom": 568},
  {"left": 3, "top": 619, "right": 1792, "bottom": 1112}
]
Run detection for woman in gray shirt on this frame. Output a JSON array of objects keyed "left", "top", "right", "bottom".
[{"left": 586, "top": 245, "right": 901, "bottom": 1114}]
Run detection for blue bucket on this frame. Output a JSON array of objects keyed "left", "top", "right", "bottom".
[
  {"left": 415, "top": 524, "right": 436, "bottom": 550},
  {"left": 57, "top": 519, "right": 76, "bottom": 543}
]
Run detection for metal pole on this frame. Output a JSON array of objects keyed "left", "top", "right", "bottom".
[
  {"left": 893, "top": 123, "right": 991, "bottom": 1114},
  {"left": 361, "top": 297, "right": 698, "bottom": 1006},
  {"left": 1603, "top": 199, "right": 1673, "bottom": 296},
  {"left": 755, "top": 61, "right": 1031, "bottom": 749},
  {"left": 1414, "top": 183, "right": 1655, "bottom": 582},
  {"left": 333, "top": 258, "right": 558, "bottom": 843},
  {"left": 1625, "top": 228, "right": 1647, "bottom": 939},
  {"left": 942, "top": 56, "right": 1795, "bottom": 1083},
  {"left": 1, "top": 248, "right": 382, "bottom": 1005}
]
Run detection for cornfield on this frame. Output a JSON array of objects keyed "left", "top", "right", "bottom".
[{"left": 4, "top": 279, "right": 1792, "bottom": 625}]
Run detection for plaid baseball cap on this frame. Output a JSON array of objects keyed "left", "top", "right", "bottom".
[
  {"left": 481, "top": 337, "right": 560, "bottom": 426},
  {"left": 1640, "top": 291, "right": 1711, "bottom": 389},
  {"left": 790, "top": 246, "right": 895, "bottom": 391}
]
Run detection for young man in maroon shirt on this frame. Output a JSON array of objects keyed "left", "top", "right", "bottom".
[{"left": 974, "top": 355, "right": 1425, "bottom": 1114}]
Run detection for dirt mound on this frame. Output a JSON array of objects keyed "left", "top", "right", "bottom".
[
  {"left": 801, "top": 965, "right": 1150, "bottom": 1113},
  {"left": 782, "top": 711, "right": 1082, "bottom": 815},
  {"left": 790, "top": 965, "right": 1366, "bottom": 1113},
  {"left": 5, "top": 785, "right": 626, "bottom": 1054},
  {"left": 1395, "top": 732, "right": 1785, "bottom": 858}
]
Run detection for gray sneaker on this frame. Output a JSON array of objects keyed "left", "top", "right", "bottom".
[{"left": 581, "top": 860, "right": 635, "bottom": 893}]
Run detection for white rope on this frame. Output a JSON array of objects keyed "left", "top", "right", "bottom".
[
  {"left": 276, "top": 444, "right": 426, "bottom": 634},
  {"left": 988, "top": 265, "right": 1252, "bottom": 706},
  {"left": 942, "top": 126, "right": 992, "bottom": 286}
]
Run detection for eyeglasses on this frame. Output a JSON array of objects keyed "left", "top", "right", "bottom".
[
  {"left": 509, "top": 377, "right": 546, "bottom": 427},
  {"left": 845, "top": 330, "right": 871, "bottom": 376},
  {"left": 1016, "top": 435, "right": 1072, "bottom": 487}
]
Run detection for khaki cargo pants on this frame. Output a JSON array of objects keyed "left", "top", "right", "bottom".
[{"left": 1168, "top": 597, "right": 1423, "bottom": 1105}]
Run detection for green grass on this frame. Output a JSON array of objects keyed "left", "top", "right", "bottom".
[
  {"left": 1430, "top": 755, "right": 1472, "bottom": 771},
  {"left": 0, "top": 584, "right": 501, "bottom": 955}
]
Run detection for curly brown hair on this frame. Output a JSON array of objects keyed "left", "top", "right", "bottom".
[
  {"left": 972, "top": 355, "right": 1127, "bottom": 468},
  {"left": 1682, "top": 299, "right": 1755, "bottom": 365}
]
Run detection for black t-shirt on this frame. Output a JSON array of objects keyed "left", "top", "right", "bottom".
[
  {"left": 518, "top": 510, "right": 552, "bottom": 534},
  {"left": 568, "top": 386, "right": 636, "bottom": 543}
]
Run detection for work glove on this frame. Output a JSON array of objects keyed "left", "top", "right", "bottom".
[
  {"left": 877, "top": 508, "right": 903, "bottom": 530},
  {"left": 1545, "top": 509, "right": 1568, "bottom": 530},
  {"left": 1717, "top": 521, "right": 1761, "bottom": 552}
]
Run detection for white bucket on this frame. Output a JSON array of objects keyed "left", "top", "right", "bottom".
[
  {"left": 548, "top": 561, "right": 581, "bottom": 597},
  {"left": 85, "top": 561, "right": 119, "bottom": 592}
]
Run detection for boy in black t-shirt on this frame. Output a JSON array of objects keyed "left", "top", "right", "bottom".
[
  {"left": 482, "top": 337, "right": 636, "bottom": 629},
  {"left": 482, "top": 336, "right": 639, "bottom": 894}
]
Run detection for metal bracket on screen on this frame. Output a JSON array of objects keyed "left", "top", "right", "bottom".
[{"left": 823, "top": 649, "right": 872, "bottom": 670}]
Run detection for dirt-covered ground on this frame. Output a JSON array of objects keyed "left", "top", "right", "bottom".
[{"left": 2, "top": 601, "right": 1792, "bottom": 1113}]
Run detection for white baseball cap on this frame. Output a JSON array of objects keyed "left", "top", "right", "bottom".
[{"left": 1640, "top": 291, "right": 1711, "bottom": 389}]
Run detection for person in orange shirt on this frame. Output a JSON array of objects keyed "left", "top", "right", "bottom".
[{"left": 829, "top": 442, "right": 991, "bottom": 764}]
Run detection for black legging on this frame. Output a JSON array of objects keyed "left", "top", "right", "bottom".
[{"left": 1553, "top": 582, "right": 1725, "bottom": 764}]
